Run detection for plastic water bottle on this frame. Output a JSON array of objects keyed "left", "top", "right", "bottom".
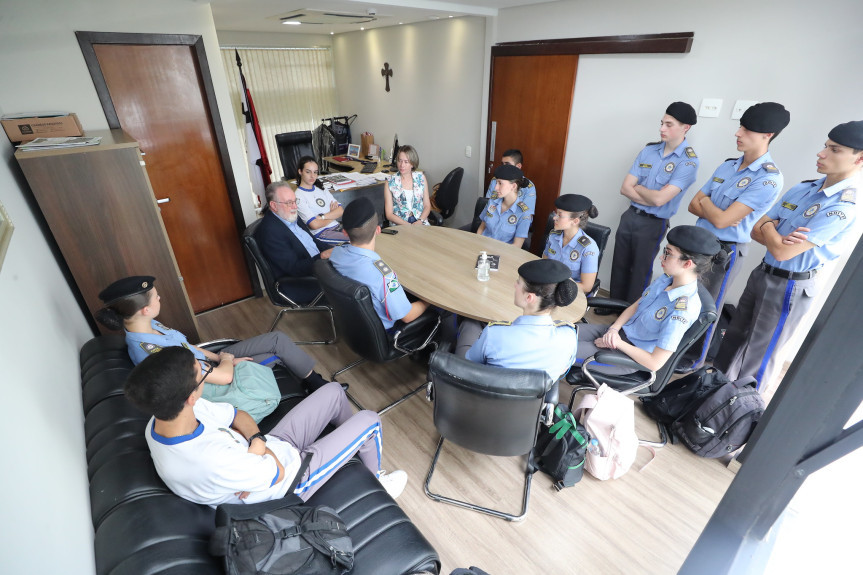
[
  {"left": 477, "top": 251, "right": 490, "bottom": 282},
  {"left": 587, "top": 438, "right": 602, "bottom": 457}
]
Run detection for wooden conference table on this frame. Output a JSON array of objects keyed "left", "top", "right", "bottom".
[{"left": 375, "top": 225, "right": 587, "bottom": 324}]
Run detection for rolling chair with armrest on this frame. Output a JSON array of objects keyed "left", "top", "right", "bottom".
[
  {"left": 275, "top": 130, "right": 315, "bottom": 180},
  {"left": 542, "top": 213, "right": 611, "bottom": 298},
  {"left": 566, "top": 282, "right": 717, "bottom": 447},
  {"left": 424, "top": 351, "right": 551, "bottom": 522},
  {"left": 428, "top": 167, "right": 464, "bottom": 226},
  {"left": 242, "top": 219, "right": 336, "bottom": 345},
  {"left": 313, "top": 259, "right": 440, "bottom": 415}
]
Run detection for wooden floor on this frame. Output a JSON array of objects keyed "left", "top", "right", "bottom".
[{"left": 197, "top": 297, "right": 738, "bottom": 575}]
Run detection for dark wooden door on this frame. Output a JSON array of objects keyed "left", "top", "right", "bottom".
[
  {"left": 90, "top": 43, "right": 252, "bottom": 312},
  {"left": 486, "top": 54, "right": 578, "bottom": 254}
]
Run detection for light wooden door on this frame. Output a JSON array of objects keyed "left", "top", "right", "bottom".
[
  {"left": 88, "top": 42, "right": 252, "bottom": 313},
  {"left": 486, "top": 54, "right": 578, "bottom": 254}
]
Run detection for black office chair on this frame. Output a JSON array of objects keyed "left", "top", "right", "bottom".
[
  {"left": 542, "top": 213, "right": 612, "bottom": 297},
  {"left": 424, "top": 352, "right": 550, "bottom": 521},
  {"left": 566, "top": 282, "right": 718, "bottom": 445},
  {"left": 275, "top": 131, "right": 314, "bottom": 180},
  {"left": 428, "top": 167, "right": 464, "bottom": 226},
  {"left": 313, "top": 259, "right": 440, "bottom": 415},
  {"left": 242, "top": 219, "right": 336, "bottom": 345}
]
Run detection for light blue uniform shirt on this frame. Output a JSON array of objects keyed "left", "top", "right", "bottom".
[
  {"left": 329, "top": 244, "right": 412, "bottom": 329},
  {"left": 696, "top": 152, "right": 783, "bottom": 243},
  {"left": 763, "top": 176, "right": 858, "bottom": 272},
  {"left": 486, "top": 177, "right": 537, "bottom": 216},
  {"left": 274, "top": 212, "right": 320, "bottom": 258},
  {"left": 466, "top": 315, "right": 577, "bottom": 382},
  {"left": 126, "top": 320, "right": 206, "bottom": 365},
  {"left": 627, "top": 139, "right": 699, "bottom": 219},
  {"left": 543, "top": 228, "right": 599, "bottom": 282},
  {"left": 622, "top": 275, "right": 701, "bottom": 353},
  {"left": 480, "top": 197, "right": 532, "bottom": 244}
]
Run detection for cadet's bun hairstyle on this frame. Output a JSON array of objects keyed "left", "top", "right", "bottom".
[
  {"left": 554, "top": 279, "right": 578, "bottom": 307},
  {"left": 587, "top": 205, "right": 599, "bottom": 219}
]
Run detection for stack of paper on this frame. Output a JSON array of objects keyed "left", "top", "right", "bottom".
[{"left": 17, "top": 136, "right": 102, "bottom": 151}]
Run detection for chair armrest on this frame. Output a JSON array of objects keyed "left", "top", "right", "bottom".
[
  {"left": 198, "top": 339, "right": 240, "bottom": 352},
  {"left": 585, "top": 296, "right": 630, "bottom": 312},
  {"left": 592, "top": 350, "right": 650, "bottom": 371},
  {"left": 427, "top": 211, "right": 443, "bottom": 226}
]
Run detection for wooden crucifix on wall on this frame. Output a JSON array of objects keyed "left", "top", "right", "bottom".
[{"left": 381, "top": 62, "right": 393, "bottom": 92}]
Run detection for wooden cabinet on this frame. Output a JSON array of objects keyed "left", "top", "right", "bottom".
[{"left": 16, "top": 129, "right": 199, "bottom": 340}]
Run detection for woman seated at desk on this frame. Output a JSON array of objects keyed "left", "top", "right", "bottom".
[
  {"left": 477, "top": 164, "right": 532, "bottom": 248},
  {"left": 455, "top": 259, "right": 579, "bottom": 403},
  {"left": 543, "top": 194, "right": 600, "bottom": 294},
  {"left": 575, "top": 225, "right": 722, "bottom": 375},
  {"left": 384, "top": 144, "right": 431, "bottom": 226},
  {"left": 294, "top": 156, "right": 349, "bottom": 244}
]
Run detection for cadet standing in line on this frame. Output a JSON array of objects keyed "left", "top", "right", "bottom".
[
  {"left": 680, "top": 102, "right": 790, "bottom": 371},
  {"left": 608, "top": 102, "right": 700, "bottom": 307},
  {"left": 713, "top": 121, "right": 862, "bottom": 390}
]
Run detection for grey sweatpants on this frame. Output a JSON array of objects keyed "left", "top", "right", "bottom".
[{"left": 222, "top": 331, "right": 316, "bottom": 379}]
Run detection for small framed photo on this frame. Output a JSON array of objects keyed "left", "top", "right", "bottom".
[{"left": 347, "top": 143, "right": 360, "bottom": 158}]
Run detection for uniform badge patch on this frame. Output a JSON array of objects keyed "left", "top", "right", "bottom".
[
  {"left": 639, "top": 163, "right": 652, "bottom": 169},
  {"left": 713, "top": 177, "right": 725, "bottom": 184},
  {"left": 578, "top": 236, "right": 592, "bottom": 247},
  {"left": 781, "top": 201, "right": 798, "bottom": 211},
  {"left": 654, "top": 306, "right": 667, "bottom": 320},
  {"left": 737, "top": 177, "right": 751, "bottom": 188},
  {"left": 387, "top": 278, "right": 400, "bottom": 293},
  {"left": 763, "top": 180, "right": 777, "bottom": 187},
  {"left": 316, "top": 198, "right": 326, "bottom": 207},
  {"left": 803, "top": 204, "right": 820, "bottom": 218},
  {"left": 140, "top": 342, "right": 163, "bottom": 355},
  {"left": 507, "top": 214, "right": 518, "bottom": 224},
  {"left": 825, "top": 210, "right": 846, "bottom": 220},
  {"left": 685, "top": 147, "right": 697, "bottom": 159},
  {"left": 685, "top": 161, "right": 696, "bottom": 167},
  {"left": 373, "top": 259, "right": 393, "bottom": 276},
  {"left": 517, "top": 201, "right": 529, "bottom": 212},
  {"left": 675, "top": 296, "right": 688, "bottom": 310},
  {"left": 763, "top": 162, "right": 779, "bottom": 173},
  {"left": 141, "top": 280, "right": 149, "bottom": 289},
  {"left": 664, "top": 162, "right": 675, "bottom": 173},
  {"left": 487, "top": 320, "right": 512, "bottom": 327},
  {"left": 840, "top": 188, "right": 857, "bottom": 204},
  {"left": 569, "top": 250, "right": 580, "bottom": 261}
]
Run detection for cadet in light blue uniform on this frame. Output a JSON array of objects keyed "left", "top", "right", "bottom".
[
  {"left": 478, "top": 164, "right": 532, "bottom": 248},
  {"left": 715, "top": 121, "right": 863, "bottom": 390},
  {"left": 485, "top": 148, "right": 537, "bottom": 216},
  {"left": 681, "top": 102, "right": 790, "bottom": 372},
  {"left": 609, "top": 102, "right": 700, "bottom": 305},
  {"left": 543, "top": 194, "right": 600, "bottom": 294},
  {"left": 577, "top": 226, "right": 722, "bottom": 376},
  {"left": 329, "top": 197, "right": 430, "bottom": 329},
  {"left": 457, "top": 259, "right": 579, "bottom": 403}
]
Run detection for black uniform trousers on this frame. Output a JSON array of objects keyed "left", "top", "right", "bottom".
[{"left": 609, "top": 206, "right": 668, "bottom": 304}]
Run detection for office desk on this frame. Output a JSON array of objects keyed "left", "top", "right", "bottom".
[
  {"left": 287, "top": 162, "right": 391, "bottom": 225},
  {"left": 375, "top": 225, "right": 587, "bottom": 324},
  {"left": 323, "top": 156, "right": 395, "bottom": 175}
]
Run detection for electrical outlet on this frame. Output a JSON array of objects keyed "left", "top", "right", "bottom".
[
  {"left": 699, "top": 98, "right": 723, "bottom": 118},
  {"left": 465, "top": 146, "right": 472, "bottom": 158},
  {"left": 732, "top": 100, "right": 758, "bottom": 121}
]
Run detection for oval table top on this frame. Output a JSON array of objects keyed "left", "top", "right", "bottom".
[{"left": 374, "top": 224, "right": 587, "bottom": 324}]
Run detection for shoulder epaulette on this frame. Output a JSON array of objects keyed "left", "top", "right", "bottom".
[
  {"left": 373, "top": 259, "right": 393, "bottom": 276},
  {"left": 549, "top": 229, "right": 563, "bottom": 236},
  {"left": 524, "top": 180, "right": 535, "bottom": 189},
  {"left": 724, "top": 157, "right": 739, "bottom": 163},
  {"left": 553, "top": 319, "right": 575, "bottom": 329},
  {"left": 577, "top": 235, "right": 592, "bottom": 247},
  {"left": 674, "top": 296, "right": 688, "bottom": 311},
  {"left": 840, "top": 188, "right": 856, "bottom": 204},
  {"left": 800, "top": 179, "right": 818, "bottom": 183},
  {"left": 517, "top": 201, "right": 529, "bottom": 212},
  {"left": 762, "top": 162, "right": 779, "bottom": 173},
  {"left": 685, "top": 147, "right": 697, "bottom": 159},
  {"left": 645, "top": 141, "right": 661, "bottom": 147},
  {"left": 487, "top": 320, "right": 512, "bottom": 327},
  {"left": 139, "top": 342, "right": 163, "bottom": 355}
]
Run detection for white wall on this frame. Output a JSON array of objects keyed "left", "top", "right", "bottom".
[
  {"left": 496, "top": 0, "right": 863, "bottom": 308},
  {"left": 218, "top": 29, "right": 334, "bottom": 49},
  {"left": 332, "top": 17, "right": 487, "bottom": 227}
]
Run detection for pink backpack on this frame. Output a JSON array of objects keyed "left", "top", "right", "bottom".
[{"left": 574, "top": 384, "right": 640, "bottom": 480}]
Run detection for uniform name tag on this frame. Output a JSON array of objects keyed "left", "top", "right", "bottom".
[
  {"left": 713, "top": 177, "right": 724, "bottom": 183},
  {"left": 639, "top": 163, "right": 652, "bottom": 169},
  {"left": 781, "top": 201, "right": 798, "bottom": 210}
]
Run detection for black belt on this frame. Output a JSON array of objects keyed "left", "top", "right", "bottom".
[
  {"left": 759, "top": 261, "right": 818, "bottom": 280},
  {"left": 629, "top": 206, "right": 661, "bottom": 220}
]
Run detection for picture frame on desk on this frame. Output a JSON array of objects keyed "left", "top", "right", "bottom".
[
  {"left": 0, "top": 200, "right": 13, "bottom": 273},
  {"left": 346, "top": 143, "right": 360, "bottom": 159}
]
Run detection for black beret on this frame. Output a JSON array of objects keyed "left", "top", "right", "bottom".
[
  {"left": 666, "top": 226, "right": 721, "bottom": 256},
  {"left": 555, "top": 194, "right": 592, "bottom": 213},
  {"left": 828, "top": 121, "right": 863, "bottom": 150},
  {"left": 494, "top": 164, "right": 524, "bottom": 181},
  {"left": 518, "top": 259, "right": 571, "bottom": 285},
  {"left": 342, "top": 197, "right": 377, "bottom": 229},
  {"left": 666, "top": 101, "right": 697, "bottom": 125},
  {"left": 99, "top": 276, "right": 155, "bottom": 305},
  {"left": 740, "top": 102, "right": 790, "bottom": 134}
]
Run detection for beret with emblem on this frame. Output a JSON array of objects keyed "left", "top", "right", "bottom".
[
  {"left": 518, "top": 259, "right": 571, "bottom": 285},
  {"left": 494, "top": 164, "right": 524, "bottom": 182},
  {"left": 342, "top": 197, "right": 377, "bottom": 229},
  {"left": 666, "top": 225, "right": 721, "bottom": 256},
  {"left": 740, "top": 102, "right": 790, "bottom": 134},
  {"left": 99, "top": 276, "right": 156, "bottom": 305},
  {"left": 666, "top": 101, "right": 697, "bottom": 125},
  {"left": 828, "top": 120, "right": 863, "bottom": 150},
  {"left": 555, "top": 194, "right": 592, "bottom": 213}
]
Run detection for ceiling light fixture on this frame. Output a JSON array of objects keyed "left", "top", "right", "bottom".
[
  {"left": 449, "top": 15, "right": 453, "bottom": 18},
  {"left": 282, "top": 21, "right": 301, "bottom": 25},
  {"left": 360, "top": 27, "right": 365, "bottom": 30}
]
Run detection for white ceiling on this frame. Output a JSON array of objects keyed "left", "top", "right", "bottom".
[{"left": 207, "top": 0, "right": 546, "bottom": 35}]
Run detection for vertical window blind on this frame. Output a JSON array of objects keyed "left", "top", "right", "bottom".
[{"left": 221, "top": 47, "right": 339, "bottom": 182}]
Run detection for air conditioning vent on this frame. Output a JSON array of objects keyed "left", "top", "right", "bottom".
[{"left": 274, "top": 9, "right": 377, "bottom": 25}]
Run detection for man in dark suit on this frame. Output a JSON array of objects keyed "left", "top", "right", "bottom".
[{"left": 256, "top": 182, "right": 333, "bottom": 304}]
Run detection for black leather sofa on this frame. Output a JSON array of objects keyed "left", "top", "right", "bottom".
[{"left": 81, "top": 335, "right": 440, "bottom": 575}]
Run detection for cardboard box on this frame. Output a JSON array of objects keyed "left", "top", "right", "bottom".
[{"left": 2, "top": 113, "right": 83, "bottom": 143}]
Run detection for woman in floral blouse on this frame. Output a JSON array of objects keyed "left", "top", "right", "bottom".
[{"left": 384, "top": 144, "right": 431, "bottom": 226}]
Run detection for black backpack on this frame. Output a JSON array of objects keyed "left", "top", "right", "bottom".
[
  {"left": 209, "top": 495, "right": 354, "bottom": 575},
  {"left": 641, "top": 366, "right": 730, "bottom": 426},
  {"left": 533, "top": 404, "right": 589, "bottom": 491},
  {"left": 672, "top": 376, "right": 765, "bottom": 458}
]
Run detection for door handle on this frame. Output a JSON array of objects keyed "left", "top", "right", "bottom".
[{"left": 157, "top": 198, "right": 170, "bottom": 204}]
